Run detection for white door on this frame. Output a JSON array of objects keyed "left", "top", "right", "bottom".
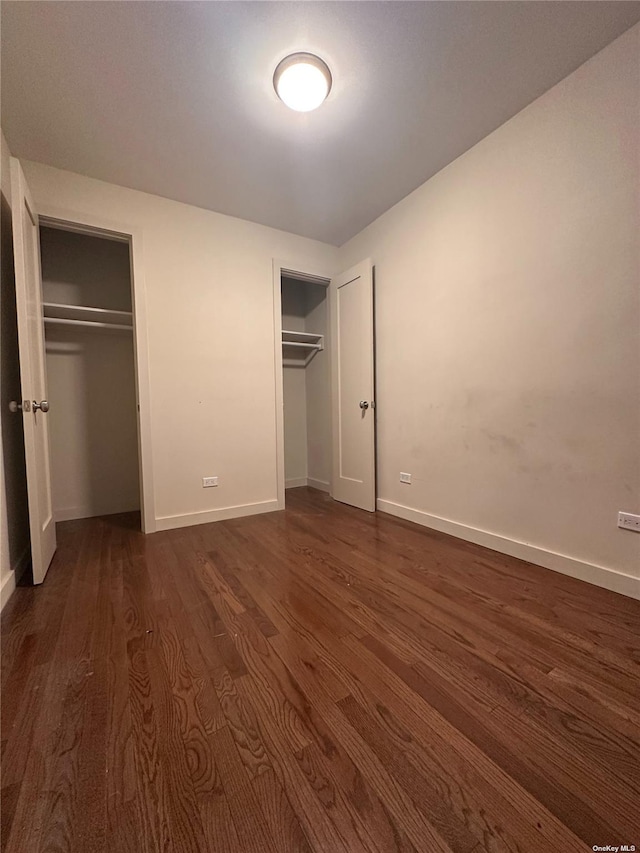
[
  {"left": 10, "top": 158, "right": 56, "bottom": 584},
  {"left": 330, "top": 259, "right": 375, "bottom": 511}
]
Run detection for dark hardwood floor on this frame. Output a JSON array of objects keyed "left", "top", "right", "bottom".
[{"left": 2, "top": 487, "right": 639, "bottom": 852}]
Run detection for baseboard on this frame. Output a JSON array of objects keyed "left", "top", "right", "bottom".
[
  {"left": 55, "top": 504, "right": 140, "bottom": 522},
  {"left": 1, "top": 570, "right": 16, "bottom": 612},
  {"left": 285, "top": 477, "right": 308, "bottom": 489},
  {"left": 155, "top": 499, "right": 280, "bottom": 532},
  {"left": 377, "top": 499, "right": 640, "bottom": 601},
  {"left": 284, "top": 478, "right": 331, "bottom": 493}
]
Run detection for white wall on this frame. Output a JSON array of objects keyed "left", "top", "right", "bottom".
[
  {"left": 281, "top": 277, "right": 331, "bottom": 491},
  {"left": 1, "top": 130, "right": 30, "bottom": 610},
  {"left": 339, "top": 25, "right": 640, "bottom": 595},
  {"left": 281, "top": 277, "right": 331, "bottom": 490},
  {"left": 282, "top": 279, "right": 309, "bottom": 486},
  {"left": 40, "top": 226, "right": 132, "bottom": 309},
  {"left": 305, "top": 284, "right": 331, "bottom": 489},
  {"left": 22, "top": 160, "right": 339, "bottom": 530},
  {"left": 41, "top": 227, "right": 140, "bottom": 521}
]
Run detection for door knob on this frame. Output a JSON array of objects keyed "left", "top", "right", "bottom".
[
  {"left": 33, "top": 400, "right": 50, "bottom": 413},
  {"left": 359, "top": 400, "right": 369, "bottom": 410},
  {"left": 9, "top": 400, "right": 23, "bottom": 413}
]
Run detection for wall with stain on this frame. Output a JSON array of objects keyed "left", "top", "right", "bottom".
[{"left": 339, "top": 24, "right": 640, "bottom": 582}]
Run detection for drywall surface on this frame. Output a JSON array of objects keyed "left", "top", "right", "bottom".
[
  {"left": 1, "top": 129, "right": 30, "bottom": 609},
  {"left": 40, "top": 226, "right": 132, "bottom": 309},
  {"left": 282, "top": 279, "right": 309, "bottom": 485},
  {"left": 305, "top": 283, "right": 331, "bottom": 488},
  {"left": 41, "top": 227, "right": 140, "bottom": 520},
  {"left": 22, "top": 160, "right": 338, "bottom": 527},
  {"left": 45, "top": 330, "right": 140, "bottom": 520},
  {"left": 339, "top": 25, "right": 640, "bottom": 584},
  {"left": 281, "top": 277, "right": 331, "bottom": 490}
]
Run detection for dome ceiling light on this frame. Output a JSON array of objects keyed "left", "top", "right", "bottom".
[{"left": 273, "top": 53, "right": 332, "bottom": 112}]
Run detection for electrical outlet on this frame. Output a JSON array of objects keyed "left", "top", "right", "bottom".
[
  {"left": 618, "top": 512, "right": 640, "bottom": 532},
  {"left": 202, "top": 476, "right": 218, "bottom": 488},
  {"left": 400, "top": 472, "right": 411, "bottom": 485}
]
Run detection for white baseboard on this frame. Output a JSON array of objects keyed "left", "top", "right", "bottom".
[
  {"left": 155, "top": 499, "right": 280, "bottom": 532},
  {"left": 285, "top": 477, "right": 308, "bottom": 489},
  {"left": 55, "top": 504, "right": 140, "bottom": 522},
  {"left": 1, "top": 570, "right": 16, "bottom": 612},
  {"left": 285, "top": 477, "right": 331, "bottom": 493},
  {"left": 377, "top": 499, "right": 640, "bottom": 601}
]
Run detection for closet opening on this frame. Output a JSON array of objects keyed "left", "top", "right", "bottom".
[
  {"left": 280, "top": 271, "right": 331, "bottom": 506},
  {"left": 39, "top": 223, "right": 142, "bottom": 530}
]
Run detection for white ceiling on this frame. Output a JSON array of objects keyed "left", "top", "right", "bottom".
[{"left": 3, "top": 2, "right": 640, "bottom": 246}]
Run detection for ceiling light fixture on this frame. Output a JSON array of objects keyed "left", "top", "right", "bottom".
[{"left": 273, "top": 53, "right": 332, "bottom": 112}]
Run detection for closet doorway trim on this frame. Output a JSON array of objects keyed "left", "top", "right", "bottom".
[
  {"left": 272, "top": 258, "right": 332, "bottom": 510},
  {"left": 39, "top": 205, "right": 156, "bottom": 534}
]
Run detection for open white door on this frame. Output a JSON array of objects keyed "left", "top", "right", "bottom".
[
  {"left": 330, "top": 259, "right": 375, "bottom": 511},
  {"left": 10, "top": 158, "right": 56, "bottom": 583}
]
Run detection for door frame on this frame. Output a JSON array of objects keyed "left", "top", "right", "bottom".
[
  {"left": 272, "top": 259, "right": 333, "bottom": 510},
  {"left": 38, "top": 204, "right": 157, "bottom": 533}
]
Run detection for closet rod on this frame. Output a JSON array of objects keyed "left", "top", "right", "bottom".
[
  {"left": 281, "top": 341, "right": 322, "bottom": 350},
  {"left": 44, "top": 317, "right": 133, "bottom": 332}
]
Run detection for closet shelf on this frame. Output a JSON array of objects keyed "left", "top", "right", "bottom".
[
  {"left": 282, "top": 330, "right": 324, "bottom": 368},
  {"left": 43, "top": 303, "right": 133, "bottom": 331},
  {"left": 44, "top": 317, "right": 133, "bottom": 333}
]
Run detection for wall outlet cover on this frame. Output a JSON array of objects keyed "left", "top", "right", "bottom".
[
  {"left": 202, "top": 477, "right": 218, "bottom": 488},
  {"left": 400, "top": 472, "right": 411, "bottom": 484},
  {"left": 618, "top": 511, "right": 640, "bottom": 532}
]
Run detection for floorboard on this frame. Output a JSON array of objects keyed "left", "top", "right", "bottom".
[{"left": 1, "top": 488, "right": 639, "bottom": 852}]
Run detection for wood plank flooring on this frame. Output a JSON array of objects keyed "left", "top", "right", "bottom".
[{"left": 2, "top": 486, "right": 639, "bottom": 852}]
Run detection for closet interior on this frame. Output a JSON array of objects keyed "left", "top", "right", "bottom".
[
  {"left": 40, "top": 225, "right": 140, "bottom": 525},
  {"left": 281, "top": 274, "right": 331, "bottom": 498}
]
